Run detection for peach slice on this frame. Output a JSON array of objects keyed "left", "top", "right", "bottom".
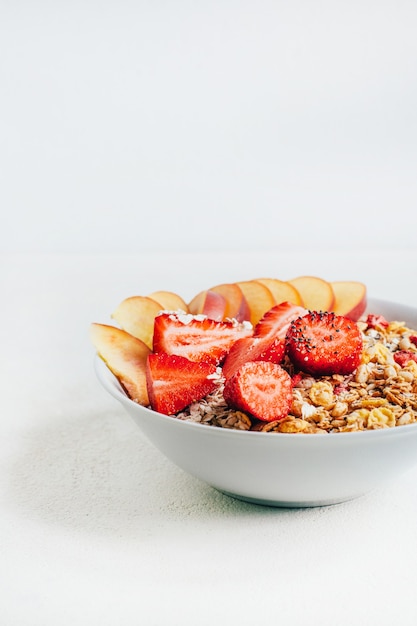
[
  {"left": 255, "top": 278, "right": 303, "bottom": 306},
  {"left": 209, "top": 283, "right": 251, "bottom": 322},
  {"left": 148, "top": 290, "right": 189, "bottom": 312},
  {"left": 188, "top": 289, "right": 227, "bottom": 321},
  {"left": 236, "top": 280, "right": 275, "bottom": 326},
  {"left": 111, "top": 296, "right": 163, "bottom": 349},
  {"left": 331, "top": 281, "right": 367, "bottom": 321},
  {"left": 287, "top": 276, "right": 335, "bottom": 312},
  {"left": 90, "top": 323, "right": 151, "bottom": 405},
  {"left": 188, "top": 290, "right": 207, "bottom": 315}
]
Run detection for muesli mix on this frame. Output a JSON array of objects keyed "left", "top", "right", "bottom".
[{"left": 176, "top": 314, "right": 417, "bottom": 434}]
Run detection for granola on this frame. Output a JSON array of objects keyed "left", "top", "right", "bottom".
[{"left": 175, "top": 316, "right": 417, "bottom": 433}]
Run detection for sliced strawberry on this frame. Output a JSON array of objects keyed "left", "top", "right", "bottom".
[
  {"left": 146, "top": 353, "right": 218, "bottom": 415},
  {"left": 291, "top": 372, "right": 303, "bottom": 388},
  {"left": 256, "top": 337, "right": 286, "bottom": 363},
  {"left": 222, "top": 336, "right": 285, "bottom": 380},
  {"left": 393, "top": 350, "right": 417, "bottom": 368},
  {"left": 254, "top": 301, "right": 308, "bottom": 340},
  {"left": 366, "top": 314, "right": 389, "bottom": 329},
  {"left": 223, "top": 361, "right": 293, "bottom": 422},
  {"left": 285, "top": 311, "right": 363, "bottom": 376},
  {"left": 410, "top": 336, "right": 417, "bottom": 347},
  {"left": 221, "top": 302, "right": 307, "bottom": 380},
  {"left": 153, "top": 312, "right": 253, "bottom": 365}
]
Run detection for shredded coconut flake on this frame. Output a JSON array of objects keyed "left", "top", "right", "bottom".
[
  {"left": 301, "top": 402, "right": 318, "bottom": 419},
  {"left": 159, "top": 309, "right": 187, "bottom": 315},
  {"left": 207, "top": 367, "right": 224, "bottom": 381},
  {"left": 226, "top": 318, "right": 253, "bottom": 330},
  {"left": 167, "top": 311, "right": 207, "bottom": 324}
]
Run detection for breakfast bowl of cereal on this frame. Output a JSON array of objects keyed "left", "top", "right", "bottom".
[{"left": 91, "top": 277, "right": 417, "bottom": 507}]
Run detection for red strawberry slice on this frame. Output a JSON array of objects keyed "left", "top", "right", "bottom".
[
  {"left": 254, "top": 301, "right": 308, "bottom": 339},
  {"left": 222, "top": 336, "right": 286, "bottom": 380},
  {"left": 222, "top": 302, "right": 307, "bottom": 380},
  {"left": 366, "top": 314, "right": 389, "bottom": 329},
  {"left": 153, "top": 312, "right": 253, "bottom": 365},
  {"left": 393, "top": 350, "right": 417, "bottom": 367},
  {"left": 223, "top": 361, "right": 293, "bottom": 422},
  {"left": 285, "top": 311, "right": 363, "bottom": 376},
  {"left": 291, "top": 372, "right": 303, "bottom": 387},
  {"left": 146, "top": 352, "right": 218, "bottom": 415}
]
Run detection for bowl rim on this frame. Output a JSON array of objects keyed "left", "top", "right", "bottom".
[{"left": 94, "top": 296, "right": 417, "bottom": 442}]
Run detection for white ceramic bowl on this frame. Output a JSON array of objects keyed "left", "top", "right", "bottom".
[{"left": 95, "top": 298, "right": 417, "bottom": 507}]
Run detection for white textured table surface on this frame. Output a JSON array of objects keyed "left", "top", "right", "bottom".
[{"left": 2, "top": 250, "right": 417, "bottom": 625}]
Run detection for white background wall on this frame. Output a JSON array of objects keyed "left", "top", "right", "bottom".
[{"left": 1, "top": 0, "right": 417, "bottom": 255}]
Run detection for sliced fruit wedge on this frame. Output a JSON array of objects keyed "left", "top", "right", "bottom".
[
  {"left": 188, "top": 289, "right": 227, "bottom": 321},
  {"left": 256, "top": 278, "right": 303, "bottom": 306},
  {"left": 208, "top": 283, "right": 251, "bottom": 322},
  {"left": 254, "top": 301, "right": 308, "bottom": 339},
  {"left": 285, "top": 311, "right": 363, "bottom": 376},
  {"left": 222, "top": 302, "right": 307, "bottom": 379},
  {"left": 330, "top": 281, "right": 367, "bottom": 321},
  {"left": 148, "top": 290, "right": 189, "bottom": 313},
  {"left": 146, "top": 353, "right": 218, "bottom": 415},
  {"left": 223, "top": 361, "right": 293, "bottom": 422},
  {"left": 153, "top": 311, "right": 253, "bottom": 365},
  {"left": 287, "top": 276, "right": 335, "bottom": 311},
  {"left": 236, "top": 280, "right": 275, "bottom": 325},
  {"left": 90, "top": 323, "right": 151, "bottom": 405},
  {"left": 111, "top": 295, "right": 163, "bottom": 349},
  {"left": 222, "top": 336, "right": 286, "bottom": 380}
]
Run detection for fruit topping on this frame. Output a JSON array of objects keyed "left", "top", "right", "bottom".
[
  {"left": 330, "top": 281, "right": 367, "bottom": 322},
  {"left": 91, "top": 274, "right": 380, "bottom": 427},
  {"left": 146, "top": 353, "right": 219, "bottom": 415},
  {"left": 287, "top": 276, "right": 335, "bottom": 312},
  {"left": 366, "top": 314, "right": 389, "bottom": 329},
  {"left": 254, "top": 301, "right": 308, "bottom": 340},
  {"left": 112, "top": 295, "right": 163, "bottom": 349},
  {"left": 90, "top": 323, "right": 151, "bottom": 405},
  {"left": 188, "top": 290, "right": 227, "bottom": 321},
  {"left": 222, "top": 336, "right": 286, "bottom": 380},
  {"left": 147, "top": 290, "right": 189, "bottom": 312},
  {"left": 208, "top": 283, "right": 251, "bottom": 322},
  {"left": 393, "top": 351, "right": 417, "bottom": 368},
  {"left": 223, "top": 361, "right": 293, "bottom": 422},
  {"left": 235, "top": 280, "right": 275, "bottom": 325},
  {"left": 255, "top": 277, "right": 303, "bottom": 306},
  {"left": 285, "top": 311, "right": 363, "bottom": 376},
  {"left": 152, "top": 312, "right": 253, "bottom": 365},
  {"left": 222, "top": 302, "right": 306, "bottom": 379}
]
